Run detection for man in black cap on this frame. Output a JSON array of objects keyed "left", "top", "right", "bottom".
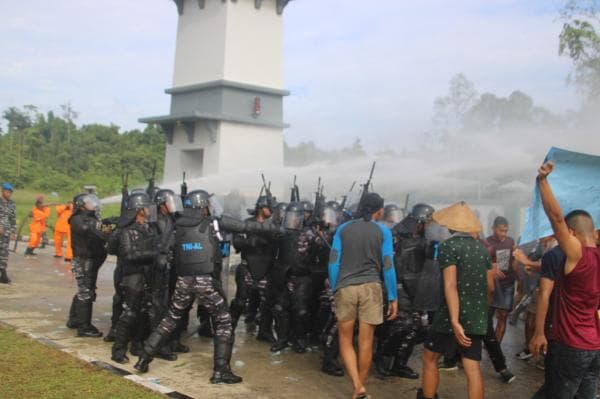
[{"left": 328, "top": 192, "right": 398, "bottom": 399}]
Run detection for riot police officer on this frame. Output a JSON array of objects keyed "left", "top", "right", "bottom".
[
  {"left": 108, "top": 192, "right": 165, "bottom": 364},
  {"left": 375, "top": 203, "right": 438, "bottom": 379},
  {"left": 134, "top": 190, "right": 281, "bottom": 383},
  {"left": 230, "top": 195, "right": 277, "bottom": 342},
  {"left": 270, "top": 202, "right": 324, "bottom": 353},
  {"left": 67, "top": 194, "right": 109, "bottom": 338}
]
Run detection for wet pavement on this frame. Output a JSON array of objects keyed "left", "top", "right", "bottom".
[{"left": 0, "top": 247, "right": 545, "bottom": 398}]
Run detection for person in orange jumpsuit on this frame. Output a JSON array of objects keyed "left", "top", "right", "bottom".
[
  {"left": 54, "top": 203, "right": 73, "bottom": 261},
  {"left": 25, "top": 196, "right": 51, "bottom": 257}
]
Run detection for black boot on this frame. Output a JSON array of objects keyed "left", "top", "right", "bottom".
[
  {"left": 111, "top": 346, "right": 130, "bottom": 364},
  {"left": 0, "top": 269, "right": 10, "bottom": 284},
  {"left": 156, "top": 345, "right": 178, "bottom": 361},
  {"left": 66, "top": 295, "right": 80, "bottom": 329},
  {"left": 129, "top": 340, "right": 142, "bottom": 356},
  {"left": 375, "top": 356, "right": 394, "bottom": 378},
  {"left": 256, "top": 303, "right": 275, "bottom": 342},
  {"left": 111, "top": 316, "right": 132, "bottom": 364},
  {"left": 134, "top": 353, "right": 152, "bottom": 373},
  {"left": 256, "top": 312, "right": 276, "bottom": 343},
  {"left": 390, "top": 363, "right": 419, "bottom": 379},
  {"left": 210, "top": 338, "right": 242, "bottom": 384},
  {"left": 76, "top": 300, "right": 102, "bottom": 338},
  {"left": 270, "top": 308, "right": 290, "bottom": 352},
  {"left": 104, "top": 294, "right": 123, "bottom": 342},
  {"left": 322, "top": 346, "right": 344, "bottom": 377},
  {"left": 169, "top": 340, "right": 190, "bottom": 353},
  {"left": 133, "top": 331, "right": 165, "bottom": 373},
  {"left": 103, "top": 327, "right": 116, "bottom": 342},
  {"left": 292, "top": 338, "right": 308, "bottom": 354}
]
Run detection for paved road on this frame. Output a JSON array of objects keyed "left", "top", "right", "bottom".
[{"left": 0, "top": 247, "right": 545, "bottom": 398}]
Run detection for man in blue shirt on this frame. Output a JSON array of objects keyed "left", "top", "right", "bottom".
[{"left": 328, "top": 192, "right": 398, "bottom": 399}]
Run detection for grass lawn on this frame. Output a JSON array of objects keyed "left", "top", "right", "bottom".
[{"left": 0, "top": 326, "right": 164, "bottom": 399}]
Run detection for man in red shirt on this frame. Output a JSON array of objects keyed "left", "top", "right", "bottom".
[
  {"left": 537, "top": 161, "right": 600, "bottom": 399},
  {"left": 486, "top": 216, "right": 517, "bottom": 343}
]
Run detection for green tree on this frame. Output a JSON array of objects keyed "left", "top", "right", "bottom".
[{"left": 559, "top": 0, "right": 600, "bottom": 99}]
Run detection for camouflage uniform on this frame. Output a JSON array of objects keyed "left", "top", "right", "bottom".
[
  {"left": 0, "top": 197, "right": 16, "bottom": 273},
  {"left": 155, "top": 275, "right": 232, "bottom": 340}
]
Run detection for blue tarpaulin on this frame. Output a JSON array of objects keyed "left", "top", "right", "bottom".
[{"left": 520, "top": 147, "right": 600, "bottom": 244}]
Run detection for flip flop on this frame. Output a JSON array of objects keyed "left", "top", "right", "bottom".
[{"left": 355, "top": 393, "right": 371, "bottom": 399}]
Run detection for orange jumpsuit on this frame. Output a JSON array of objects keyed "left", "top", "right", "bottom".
[
  {"left": 28, "top": 206, "right": 51, "bottom": 250},
  {"left": 54, "top": 205, "right": 73, "bottom": 259}
]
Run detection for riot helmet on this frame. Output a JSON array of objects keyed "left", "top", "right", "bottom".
[
  {"left": 383, "top": 204, "right": 403, "bottom": 228},
  {"left": 154, "top": 189, "right": 182, "bottom": 214},
  {"left": 147, "top": 185, "right": 160, "bottom": 201},
  {"left": 255, "top": 195, "right": 273, "bottom": 217},
  {"left": 272, "top": 201, "right": 288, "bottom": 225},
  {"left": 319, "top": 204, "right": 339, "bottom": 231},
  {"left": 184, "top": 190, "right": 211, "bottom": 209},
  {"left": 326, "top": 201, "right": 343, "bottom": 225},
  {"left": 300, "top": 200, "right": 314, "bottom": 213},
  {"left": 326, "top": 201, "right": 341, "bottom": 212},
  {"left": 283, "top": 202, "right": 304, "bottom": 230},
  {"left": 126, "top": 192, "right": 151, "bottom": 211},
  {"left": 73, "top": 193, "right": 101, "bottom": 212},
  {"left": 411, "top": 203, "right": 435, "bottom": 223},
  {"left": 184, "top": 190, "right": 223, "bottom": 217},
  {"left": 300, "top": 200, "right": 314, "bottom": 222}
]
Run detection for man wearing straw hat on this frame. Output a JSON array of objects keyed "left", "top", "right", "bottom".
[{"left": 418, "top": 202, "right": 494, "bottom": 399}]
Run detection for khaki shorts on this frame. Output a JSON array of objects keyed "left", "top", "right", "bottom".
[{"left": 334, "top": 282, "right": 383, "bottom": 325}]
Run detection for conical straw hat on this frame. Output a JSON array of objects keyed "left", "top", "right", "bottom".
[{"left": 432, "top": 201, "right": 482, "bottom": 233}]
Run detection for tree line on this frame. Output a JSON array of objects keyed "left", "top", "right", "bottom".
[{"left": 0, "top": 105, "right": 165, "bottom": 197}]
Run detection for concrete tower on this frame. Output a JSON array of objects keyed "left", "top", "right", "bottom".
[{"left": 140, "top": 0, "right": 290, "bottom": 182}]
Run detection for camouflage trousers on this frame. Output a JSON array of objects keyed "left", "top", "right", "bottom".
[
  {"left": 233, "top": 263, "right": 268, "bottom": 310},
  {"left": 0, "top": 234, "right": 9, "bottom": 271},
  {"left": 71, "top": 256, "right": 105, "bottom": 302},
  {"left": 156, "top": 275, "right": 232, "bottom": 341}
]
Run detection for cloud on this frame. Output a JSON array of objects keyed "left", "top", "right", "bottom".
[{"left": 0, "top": 0, "right": 578, "bottom": 146}]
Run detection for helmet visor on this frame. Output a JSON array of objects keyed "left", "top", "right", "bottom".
[
  {"left": 163, "top": 193, "right": 183, "bottom": 214},
  {"left": 321, "top": 207, "right": 338, "bottom": 228},
  {"left": 284, "top": 210, "right": 303, "bottom": 230},
  {"left": 385, "top": 208, "right": 403, "bottom": 225},
  {"left": 83, "top": 194, "right": 101, "bottom": 212}
]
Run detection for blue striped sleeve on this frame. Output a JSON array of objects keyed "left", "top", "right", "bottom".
[
  {"left": 328, "top": 222, "right": 348, "bottom": 291},
  {"left": 378, "top": 223, "right": 398, "bottom": 301}
]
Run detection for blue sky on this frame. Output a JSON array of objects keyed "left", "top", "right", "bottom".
[{"left": 0, "top": 0, "right": 577, "bottom": 150}]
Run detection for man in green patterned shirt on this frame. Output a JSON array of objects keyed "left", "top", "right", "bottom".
[{"left": 418, "top": 202, "right": 494, "bottom": 399}]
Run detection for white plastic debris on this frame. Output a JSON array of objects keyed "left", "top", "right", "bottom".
[{"left": 234, "top": 360, "right": 245, "bottom": 368}]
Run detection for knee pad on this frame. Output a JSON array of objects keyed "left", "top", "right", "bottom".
[
  {"left": 121, "top": 309, "right": 138, "bottom": 326},
  {"left": 273, "top": 304, "right": 285, "bottom": 316},
  {"left": 297, "top": 309, "right": 310, "bottom": 322}
]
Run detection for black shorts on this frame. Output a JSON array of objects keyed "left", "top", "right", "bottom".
[{"left": 424, "top": 331, "right": 484, "bottom": 361}]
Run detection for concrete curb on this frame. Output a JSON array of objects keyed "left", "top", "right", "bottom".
[{"left": 0, "top": 320, "right": 194, "bottom": 399}]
